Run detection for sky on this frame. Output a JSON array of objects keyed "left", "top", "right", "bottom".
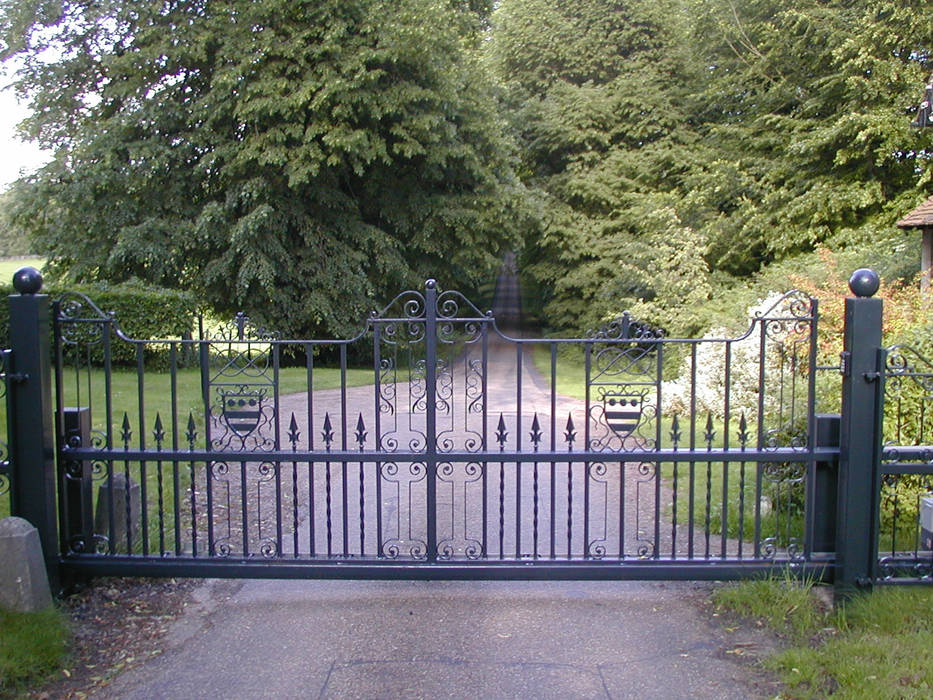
[{"left": 0, "top": 74, "right": 51, "bottom": 191}]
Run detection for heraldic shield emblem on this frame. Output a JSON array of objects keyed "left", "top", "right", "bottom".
[
  {"left": 602, "top": 391, "right": 643, "bottom": 438},
  {"left": 220, "top": 389, "right": 266, "bottom": 438}
]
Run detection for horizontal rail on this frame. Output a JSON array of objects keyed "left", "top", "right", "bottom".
[
  {"left": 61, "top": 555, "right": 834, "bottom": 582},
  {"left": 62, "top": 446, "right": 836, "bottom": 464}
]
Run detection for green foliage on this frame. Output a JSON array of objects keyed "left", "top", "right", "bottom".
[
  {"left": 0, "top": 281, "right": 198, "bottom": 365},
  {"left": 491, "top": 0, "right": 709, "bottom": 336},
  {"left": 490, "top": 0, "right": 932, "bottom": 334},
  {"left": 717, "top": 582, "right": 933, "bottom": 697},
  {"left": 0, "top": 605, "right": 69, "bottom": 697},
  {"left": 1, "top": 0, "right": 527, "bottom": 338},
  {"left": 767, "top": 587, "right": 933, "bottom": 699},
  {"left": 0, "top": 188, "right": 33, "bottom": 257}
]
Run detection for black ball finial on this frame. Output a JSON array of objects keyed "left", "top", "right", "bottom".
[
  {"left": 425, "top": 279, "right": 437, "bottom": 290},
  {"left": 12, "top": 266, "right": 43, "bottom": 295},
  {"left": 848, "top": 268, "right": 880, "bottom": 298}
]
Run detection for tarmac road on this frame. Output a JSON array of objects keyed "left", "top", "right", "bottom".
[{"left": 94, "top": 577, "right": 776, "bottom": 699}]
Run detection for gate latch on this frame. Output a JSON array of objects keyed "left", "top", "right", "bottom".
[{"left": 839, "top": 351, "right": 850, "bottom": 377}]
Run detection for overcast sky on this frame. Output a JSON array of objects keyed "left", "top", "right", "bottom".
[{"left": 0, "top": 75, "right": 51, "bottom": 191}]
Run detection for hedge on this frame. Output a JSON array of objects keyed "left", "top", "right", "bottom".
[{"left": 0, "top": 281, "right": 199, "bottom": 366}]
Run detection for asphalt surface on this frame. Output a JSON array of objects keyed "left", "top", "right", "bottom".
[
  {"left": 91, "top": 258, "right": 777, "bottom": 699},
  {"left": 95, "top": 578, "right": 774, "bottom": 700}
]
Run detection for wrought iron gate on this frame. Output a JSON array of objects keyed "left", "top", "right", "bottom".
[{"left": 27, "top": 272, "right": 838, "bottom": 583}]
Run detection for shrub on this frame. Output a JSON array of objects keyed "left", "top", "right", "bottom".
[{"left": 1, "top": 281, "right": 199, "bottom": 366}]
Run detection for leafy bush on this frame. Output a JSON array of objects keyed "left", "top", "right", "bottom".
[{"left": 1, "top": 280, "right": 199, "bottom": 366}]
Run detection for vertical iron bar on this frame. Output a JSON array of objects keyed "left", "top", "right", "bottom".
[
  {"left": 136, "top": 345, "right": 148, "bottom": 555},
  {"left": 374, "top": 324, "right": 383, "bottom": 557},
  {"left": 425, "top": 281, "right": 438, "bottom": 562},
  {"left": 654, "top": 344, "right": 662, "bottom": 560},
  {"left": 584, "top": 342, "right": 591, "bottom": 558},
  {"left": 171, "top": 345, "right": 181, "bottom": 555},
  {"left": 341, "top": 344, "right": 349, "bottom": 557},
  {"left": 804, "top": 299, "right": 820, "bottom": 560},
  {"left": 515, "top": 343, "right": 522, "bottom": 558},
  {"left": 200, "top": 341, "right": 214, "bottom": 556},
  {"left": 550, "top": 343, "right": 557, "bottom": 559},
  {"left": 307, "top": 345, "right": 315, "bottom": 557},
  {"left": 482, "top": 325, "right": 488, "bottom": 559},
  {"left": 754, "top": 322, "right": 767, "bottom": 558},
  {"left": 273, "top": 343, "right": 282, "bottom": 557},
  {"left": 722, "top": 343, "right": 731, "bottom": 558},
  {"left": 688, "top": 343, "right": 697, "bottom": 559}
]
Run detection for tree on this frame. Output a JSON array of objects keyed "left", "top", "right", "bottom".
[
  {"left": 0, "top": 0, "right": 526, "bottom": 337},
  {"left": 490, "top": 0, "right": 710, "bottom": 335},
  {"left": 684, "top": 0, "right": 933, "bottom": 274}
]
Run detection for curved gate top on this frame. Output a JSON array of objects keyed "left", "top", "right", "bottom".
[{"left": 48, "top": 272, "right": 828, "bottom": 581}]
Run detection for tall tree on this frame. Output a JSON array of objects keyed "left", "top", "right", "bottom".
[
  {"left": 685, "top": 0, "right": 933, "bottom": 275},
  {"left": 1, "top": 0, "right": 525, "bottom": 336},
  {"left": 490, "top": 0, "right": 710, "bottom": 335}
]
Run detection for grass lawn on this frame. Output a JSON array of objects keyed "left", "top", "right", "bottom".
[
  {"left": 0, "top": 258, "right": 45, "bottom": 286},
  {"left": 714, "top": 577, "right": 933, "bottom": 699},
  {"left": 56, "top": 365, "right": 373, "bottom": 440},
  {"left": 0, "top": 605, "right": 69, "bottom": 699},
  {"left": 0, "top": 364, "right": 374, "bottom": 527}
]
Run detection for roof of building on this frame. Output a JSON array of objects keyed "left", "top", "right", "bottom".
[{"left": 898, "top": 195, "right": 933, "bottom": 229}]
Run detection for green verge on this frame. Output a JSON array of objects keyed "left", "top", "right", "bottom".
[
  {"left": 714, "top": 579, "right": 933, "bottom": 699},
  {"left": 0, "top": 605, "right": 70, "bottom": 699}
]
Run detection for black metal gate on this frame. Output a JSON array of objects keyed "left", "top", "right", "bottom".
[{"left": 34, "top": 270, "right": 838, "bottom": 582}]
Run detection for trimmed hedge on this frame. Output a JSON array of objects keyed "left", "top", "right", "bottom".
[{"left": 1, "top": 280, "right": 199, "bottom": 366}]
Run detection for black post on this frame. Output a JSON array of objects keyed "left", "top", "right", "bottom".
[
  {"left": 807, "top": 413, "right": 839, "bottom": 557},
  {"left": 7, "top": 267, "right": 59, "bottom": 593},
  {"left": 62, "top": 407, "right": 93, "bottom": 554},
  {"left": 835, "top": 269, "right": 883, "bottom": 599}
]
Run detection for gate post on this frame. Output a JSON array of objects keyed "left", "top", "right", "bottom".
[
  {"left": 835, "top": 269, "right": 883, "bottom": 599},
  {"left": 7, "top": 267, "right": 59, "bottom": 593}
]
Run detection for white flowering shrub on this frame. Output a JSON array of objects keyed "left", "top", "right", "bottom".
[{"left": 662, "top": 292, "right": 813, "bottom": 439}]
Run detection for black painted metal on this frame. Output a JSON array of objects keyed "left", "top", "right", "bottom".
[
  {"left": 0, "top": 349, "right": 11, "bottom": 513},
  {"left": 837, "top": 279, "right": 885, "bottom": 596},
  {"left": 7, "top": 279, "right": 59, "bottom": 591},
  {"left": 35, "top": 277, "right": 838, "bottom": 585}
]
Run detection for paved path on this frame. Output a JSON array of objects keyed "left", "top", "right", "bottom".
[
  {"left": 92, "top": 259, "right": 776, "bottom": 698},
  {"left": 95, "top": 578, "right": 773, "bottom": 699}
]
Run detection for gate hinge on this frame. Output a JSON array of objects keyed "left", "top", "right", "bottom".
[
  {"left": 863, "top": 371, "right": 881, "bottom": 383},
  {"left": 839, "top": 351, "right": 851, "bottom": 377},
  {"left": 4, "top": 372, "right": 29, "bottom": 383}
]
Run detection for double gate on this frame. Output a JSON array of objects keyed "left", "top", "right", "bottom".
[{"left": 2, "top": 267, "right": 931, "bottom": 591}]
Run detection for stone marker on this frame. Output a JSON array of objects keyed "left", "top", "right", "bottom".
[
  {"left": 95, "top": 472, "right": 141, "bottom": 552},
  {"left": 0, "top": 516, "right": 53, "bottom": 612}
]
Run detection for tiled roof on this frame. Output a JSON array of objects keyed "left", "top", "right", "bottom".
[{"left": 898, "top": 195, "right": 933, "bottom": 228}]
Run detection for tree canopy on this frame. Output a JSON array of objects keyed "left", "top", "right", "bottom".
[
  {"left": 0, "top": 0, "right": 525, "bottom": 336},
  {"left": 489, "top": 0, "right": 932, "bottom": 334},
  {"left": 2, "top": 0, "right": 932, "bottom": 338}
]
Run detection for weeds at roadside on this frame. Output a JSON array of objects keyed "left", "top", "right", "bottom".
[{"left": 714, "top": 575, "right": 933, "bottom": 699}]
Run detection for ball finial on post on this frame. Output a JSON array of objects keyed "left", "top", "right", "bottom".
[
  {"left": 848, "top": 268, "right": 880, "bottom": 298},
  {"left": 12, "top": 267, "right": 43, "bottom": 295}
]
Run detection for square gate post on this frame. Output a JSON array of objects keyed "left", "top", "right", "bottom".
[
  {"left": 7, "top": 267, "right": 59, "bottom": 593},
  {"left": 807, "top": 413, "right": 839, "bottom": 557},
  {"left": 835, "top": 269, "right": 884, "bottom": 600}
]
